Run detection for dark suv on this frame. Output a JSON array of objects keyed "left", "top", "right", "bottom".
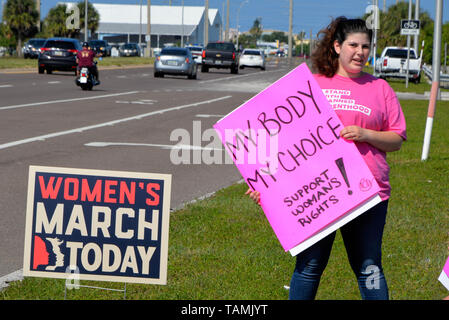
[
  {"left": 119, "top": 43, "right": 141, "bottom": 57},
  {"left": 88, "top": 39, "right": 111, "bottom": 57},
  {"left": 23, "top": 38, "right": 46, "bottom": 59},
  {"left": 38, "top": 38, "right": 82, "bottom": 75}
]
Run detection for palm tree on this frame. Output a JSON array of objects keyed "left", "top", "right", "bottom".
[
  {"left": 3, "top": 0, "right": 39, "bottom": 57},
  {"left": 77, "top": 1, "right": 100, "bottom": 39},
  {"left": 363, "top": 2, "right": 433, "bottom": 62},
  {"left": 43, "top": 2, "right": 100, "bottom": 39},
  {"left": 44, "top": 4, "right": 74, "bottom": 37}
]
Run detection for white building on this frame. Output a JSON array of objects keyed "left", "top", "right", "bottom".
[{"left": 62, "top": 3, "right": 222, "bottom": 47}]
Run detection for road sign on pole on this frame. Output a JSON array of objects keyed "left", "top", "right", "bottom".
[{"left": 401, "top": 19, "right": 420, "bottom": 36}]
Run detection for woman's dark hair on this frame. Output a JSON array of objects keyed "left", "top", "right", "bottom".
[{"left": 312, "top": 17, "right": 373, "bottom": 77}]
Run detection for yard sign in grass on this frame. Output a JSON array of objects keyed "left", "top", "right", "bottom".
[
  {"left": 23, "top": 166, "right": 171, "bottom": 285},
  {"left": 214, "top": 63, "right": 382, "bottom": 256}
]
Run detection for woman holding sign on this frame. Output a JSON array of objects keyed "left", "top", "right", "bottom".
[{"left": 246, "top": 17, "right": 406, "bottom": 300}]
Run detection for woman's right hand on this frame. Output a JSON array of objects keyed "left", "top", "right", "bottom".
[{"left": 245, "top": 188, "right": 261, "bottom": 205}]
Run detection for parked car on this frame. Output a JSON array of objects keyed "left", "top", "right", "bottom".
[
  {"left": 375, "top": 46, "right": 422, "bottom": 83},
  {"left": 88, "top": 39, "right": 112, "bottom": 57},
  {"left": 119, "top": 43, "right": 141, "bottom": 57},
  {"left": 23, "top": 38, "right": 46, "bottom": 59},
  {"left": 154, "top": 47, "right": 198, "bottom": 79},
  {"left": 185, "top": 45, "right": 203, "bottom": 64},
  {"left": 275, "top": 50, "right": 285, "bottom": 57},
  {"left": 38, "top": 38, "right": 82, "bottom": 75},
  {"left": 239, "top": 49, "right": 265, "bottom": 70}
]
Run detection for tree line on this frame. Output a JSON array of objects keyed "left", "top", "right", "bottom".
[
  {"left": 1, "top": 0, "right": 99, "bottom": 57},
  {"left": 238, "top": 2, "right": 448, "bottom": 65},
  {"left": 1, "top": 0, "right": 448, "bottom": 64},
  {"left": 362, "top": 2, "right": 449, "bottom": 66}
]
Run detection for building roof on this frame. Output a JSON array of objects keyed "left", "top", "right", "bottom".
[
  {"left": 99, "top": 23, "right": 197, "bottom": 36},
  {"left": 60, "top": 3, "right": 220, "bottom": 35}
]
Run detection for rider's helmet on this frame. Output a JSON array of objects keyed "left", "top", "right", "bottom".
[{"left": 82, "top": 42, "right": 89, "bottom": 48}]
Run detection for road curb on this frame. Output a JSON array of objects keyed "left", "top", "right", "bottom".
[{"left": 0, "top": 269, "right": 23, "bottom": 291}]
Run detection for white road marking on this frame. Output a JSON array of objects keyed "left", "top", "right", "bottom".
[
  {"left": 198, "top": 68, "right": 284, "bottom": 84},
  {"left": 0, "top": 91, "right": 140, "bottom": 111},
  {"left": 115, "top": 99, "right": 157, "bottom": 105},
  {"left": 85, "top": 142, "right": 223, "bottom": 151},
  {"left": 195, "top": 114, "right": 225, "bottom": 118},
  {"left": 0, "top": 84, "right": 13, "bottom": 88},
  {"left": 0, "top": 95, "right": 231, "bottom": 150},
  {"left": 47, "top": 81, "right": 61, "bottom": 84}
]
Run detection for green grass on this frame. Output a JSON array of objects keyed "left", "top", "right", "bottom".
[
  {"left": 0, "top": 57, "right": 38, "bottom": 69},
  {"left": 1, "top": 94, "right": 448, "bottom": 301},
  {"left": 0, "top": 56, "right": 154, "bottom": 70},
  {"left": 364, "top": 66, "right": 448, "bottom": 93},
  {"left": 387, "top": 78, "right": 432, "bottom": 94}
]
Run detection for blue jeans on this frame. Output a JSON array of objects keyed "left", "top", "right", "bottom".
[{"left": 289, "top": 200, "right": 389, "bottom": 300}]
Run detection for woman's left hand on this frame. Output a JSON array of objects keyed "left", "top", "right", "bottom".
[
  {"left": 340, "top": 125, "right": 404, "bottom": 152},
  {"left": 340, "top": 125, "right": 368, "bottom": 142}
]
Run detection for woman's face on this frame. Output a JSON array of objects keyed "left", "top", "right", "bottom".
[{"left": 333, "top": 32, "right": 371, "bottom": 78}]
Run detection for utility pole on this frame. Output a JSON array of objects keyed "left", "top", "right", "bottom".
[
  {"left": 371, "top": 0, "right": 379, "bottom": 75},
  {"left": 309, "top": 29, "right": 313, "bottom": 57},
  {"left": 221, "top": 1, "right": 224, "bottom": 41},
  {"left": 288, "top": 0, "right": 293, "bottom": 59},
  {"left": 421, "top": 0, "right": 443, "bottom": 161},
  {"left": 236, "top": 0, "right": 248, "bottom": 51},
  {"left": 84, "top": 0, "right": 88, "bottom": 41},
  {"left": 139, "top": 0, "right": 142, "bottom": 51},
  {"left": 36, "top": 0, "right": 40, "bottom": 31},
  {"left": 181, "top": 0, "right": 184, "bottom": 47},
  {"left": 146, "top": 0, "right": 151, "bottom": 57},
  {"left": 225, "top": 0, "right": 230, "bottom": 41},
  {"left": 204, "top": 0, "right": 209, "bottom": 46},
  {"left": 445, "top": 42, "right": 447, "bottom": 73},
  {"left": 414, "top": 0, "right": 420, "bottom": 54},
  {"left": 405, "top": 0, "right": 412, "bottom": 88}
]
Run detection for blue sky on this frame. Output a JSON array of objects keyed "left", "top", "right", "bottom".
[{"left": 1, "top": 0, "right": 447, "bottom": 35}]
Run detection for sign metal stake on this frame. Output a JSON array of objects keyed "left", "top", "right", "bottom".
[{"left": 64, "top": 281, "right": 127, "bottom": 300}]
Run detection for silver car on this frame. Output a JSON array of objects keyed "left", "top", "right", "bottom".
[{"left": 154, "top": 47, "right": 198, "bottom": 79}]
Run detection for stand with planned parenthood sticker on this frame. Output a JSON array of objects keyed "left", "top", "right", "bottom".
[
  {"left": 23, "top": 166, "right": 171, "bottom": 297},
  {"left": 213, "top": 63, "right": 382, "bottom": 256},
  {"left": 438, "top": 256, "right": 449, "bottom": 291}
]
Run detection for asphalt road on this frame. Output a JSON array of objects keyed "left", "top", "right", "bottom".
[{"left": 0, "top": 57, "right": 301, "bottom": 280}]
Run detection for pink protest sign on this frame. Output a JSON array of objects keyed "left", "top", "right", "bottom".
[
  {"left": 439, "top": 256, "right": 449, "bottom": 291},
  {"left": 213, "top": 63, "right": 382, "bottom": 255}
]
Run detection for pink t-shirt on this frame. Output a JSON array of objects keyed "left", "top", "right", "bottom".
[{"left": 314, "top": 72, "right": 407, "bottom": 200}]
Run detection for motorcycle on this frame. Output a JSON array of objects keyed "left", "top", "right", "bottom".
[{"left": 75, "top": 62, "right": 99, "bottom": 91}]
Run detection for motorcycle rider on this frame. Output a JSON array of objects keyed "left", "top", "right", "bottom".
[{"left": 76, "top": 42, "right": 101, "bottom": 84}]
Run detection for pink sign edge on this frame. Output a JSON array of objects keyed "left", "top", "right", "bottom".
[
  {"left": 214, "top": 62, "right": 382, "bottom": 254},
  {"left": 214, "top": 62, "right": 310, "bottom": 125},
  {"left": 439, "top": 256, "right": 449, "bottom": 291},
  {"left": 289, "top": 194, "right": 382, "bottom": 256}
]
